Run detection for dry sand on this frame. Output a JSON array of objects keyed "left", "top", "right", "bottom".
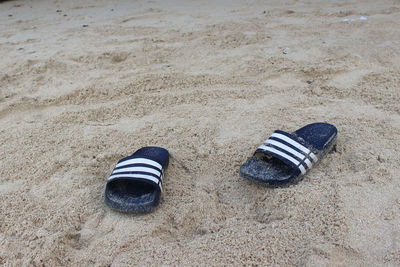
[{"left": 1, "top": 0, "right": 399, "bottom": 265}]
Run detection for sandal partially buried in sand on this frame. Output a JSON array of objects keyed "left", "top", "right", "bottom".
[
  {"left": 105, "top": 146, "right": 169, "bottom": 213},
  {"left": 239, "top": 122, "right": 337, "bottom": 186}
]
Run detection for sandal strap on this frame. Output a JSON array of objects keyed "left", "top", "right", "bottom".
[
  {"left": 256, "top": 130, "right": 318, "bottom": 175},
  {"left": 108, "top": 156, "right": 164, "bottom": 190}
]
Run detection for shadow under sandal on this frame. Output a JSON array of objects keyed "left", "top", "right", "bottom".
[
  {"left": 105, "top": 146, "right": 169, "bottom": 213},
  {"left": 239, "top": 122, "right": 337, "bottom": 186}
]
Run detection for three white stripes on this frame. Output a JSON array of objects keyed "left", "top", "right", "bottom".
[
  {"left": 108, "top": 158, "right": 163, "bottom": 190},
  {"left": 258, "top": 133, "right": 317, "bottom": 174}
]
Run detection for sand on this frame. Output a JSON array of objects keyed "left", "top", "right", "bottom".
[{"left": 0, "top": 0, "right": 399, "bottom": 265}]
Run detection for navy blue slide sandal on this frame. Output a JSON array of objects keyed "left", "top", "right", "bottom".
[
  {"left": 239, "top": 122, "right": 337, "bottom": 186},
  {"left": 105, "top": 146, "right": 169, "bottom": 213}
]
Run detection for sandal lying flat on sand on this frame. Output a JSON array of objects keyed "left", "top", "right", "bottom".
[
  {"left": 105, "top": 146, "right": 169, "bottom": 213},
  {"left": 239, "top": 122, "right": 337, "bottom": 186}
]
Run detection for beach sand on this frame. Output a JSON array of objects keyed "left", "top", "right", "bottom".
[{"left": 0, "top": 0, "right": 399, "bottom": 265}]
